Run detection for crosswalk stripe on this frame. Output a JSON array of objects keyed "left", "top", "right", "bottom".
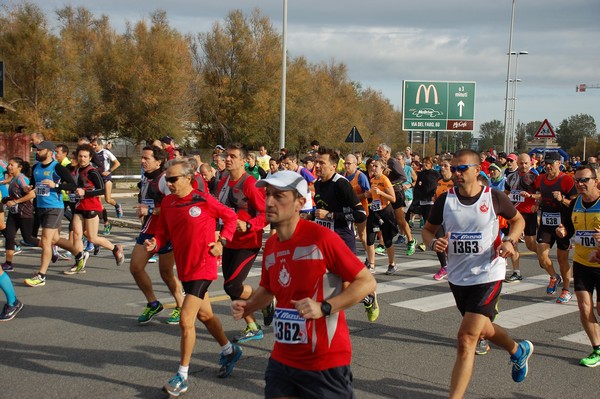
[
  {"left": 495, "top": 299, "right": 579, "bottom": 328},
  {"left": 559, "top": 331, "right": 590, "bottom": 347}
]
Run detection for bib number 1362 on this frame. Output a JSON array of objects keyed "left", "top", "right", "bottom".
[{"left": 273, "top": 308, "right": 308, "bottom": 344}]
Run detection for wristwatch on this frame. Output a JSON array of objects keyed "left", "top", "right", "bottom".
[
  {"left": 327, "top": 212, "right": 333, "bottom": 220},
  {"left": 320, "top": 300, "right": 332, "bottom": 317},
  {"left": 245, "top": 221, "right": 252, "bottom": 231},
  {"left": 218, "top": 237, "right": 227, "bottom": 246},
  {"left": 502, "top": 237, "right": 516, "bottom": 247}
]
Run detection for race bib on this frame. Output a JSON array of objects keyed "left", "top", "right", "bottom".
[
  {"left": 36, "top": 184, "right": 50, "bottom": 197},
  {"left": 510, "top": 190, "right": 525, "bottom": 203},
  {"left": 68, "top": 193, "right": 78, "bottom": 203},
  {"left": 273, "top": 308, "right": 308, "bottom": 344},
  {"left": 575, "top": 231, "right": 596, "bottom": 248},
  {"left": 542, "top": 212, "right": 561, "bottom": 226},
  {"left": 449, "top": 232, "right": 483, "bottom": 255},
  {"left": 370, "top": 199, "right": 382, "bottom": 212},
  {"left": 142, "top": 199, "right": 155, "bottom": 208},
  {"left": 315, "top": 218, "right": 334, "bottom": 231}
]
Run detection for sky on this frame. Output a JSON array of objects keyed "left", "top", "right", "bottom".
[{"left": 24, "top": 0, "right": 600, "bottom": 135}]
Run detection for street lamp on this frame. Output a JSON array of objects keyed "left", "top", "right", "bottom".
[
  {"left": 509, "top": 51, "right": 528, "bottom": 153},
  {"left": 503, "top": 0, "right": 516, "bottom": 152}
]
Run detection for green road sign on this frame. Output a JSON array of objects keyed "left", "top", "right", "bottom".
[{"left": 402, "top": 80, "right": 475, "bottom": 131}]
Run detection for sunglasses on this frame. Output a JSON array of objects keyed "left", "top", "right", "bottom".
[
  {"left": 575, "top": 177, "right": 595, "bottom": 183},
  {"left": 450, "top": 164, "right": 478, "bottom": 173},
  {"left": 165, "top": 175, "right": 184, "bottom": 183},
  {"left": 507, "top": 159, "right": 515, "bottom": 163}
]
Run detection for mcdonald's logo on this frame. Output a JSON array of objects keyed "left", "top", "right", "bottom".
[{"left": 416, "top": 84, "right": 439, "bottom": 105}]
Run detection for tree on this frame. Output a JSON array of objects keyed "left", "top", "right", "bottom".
[
  {"left": 0, "top": 2, "right": 60, "bottom": 134},
  {"left": 556, "top": 113, "right": 597, "bottom": 154},
  {"left": 477, "top": 120, "right": 504, "bottom": 152}
]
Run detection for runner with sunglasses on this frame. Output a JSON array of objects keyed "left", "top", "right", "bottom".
[{"left": 422, "top": 149, "right": 531, "bottom": 398}]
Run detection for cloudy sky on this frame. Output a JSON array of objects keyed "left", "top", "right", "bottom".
[{"left": 29, "top": 0, "right": 600, "bottom": 134}]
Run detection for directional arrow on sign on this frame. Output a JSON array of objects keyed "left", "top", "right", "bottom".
[{"left": 458, "top": 100, "right": 465, "bottom": 117}]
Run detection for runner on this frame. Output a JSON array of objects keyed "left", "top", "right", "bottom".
[
  {"left": 231, "top": 170, "right": 376, "bottom": 398},
  {"left": 216, "top": 143, "right": 269, "bottom": 342},
  {"left": 90, "top": 137, "right": 123, "bottom": 231},
  {"left": 144, "top": 158, "right": 241, "bottom": 396},
  {"left": 130, "top": 145, "right": 185, "bottom": 324},
  {"left": 0, "top": 190, "right": 24, "bottom": 321}
]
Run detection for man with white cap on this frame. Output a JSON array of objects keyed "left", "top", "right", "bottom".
[{"left": 232, "top": 170, "right": 375, "bottom": 398}]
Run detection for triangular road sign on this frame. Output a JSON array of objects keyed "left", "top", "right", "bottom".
[
  {"left": 344, "top": 126, "right": 364, "bottom": 143},
  {"left": 534, "top": 119, "right": 556, "bottom": 138}
]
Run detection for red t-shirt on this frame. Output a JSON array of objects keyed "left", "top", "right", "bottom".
[
  {"left": 152, "top": 189, "right": 237, "bottom": 282},
  {"left": 260, "top": 219, "right": 365, "bottom": 371},
  {"left": 216, "top": 173, "right": 267, "bottom": 249}
]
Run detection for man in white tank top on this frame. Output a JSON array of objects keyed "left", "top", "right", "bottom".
[{"left": 422, "top": 149, "right": 533, "bottom": 398}]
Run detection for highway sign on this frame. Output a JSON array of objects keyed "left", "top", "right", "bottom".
[
  {"left": 402, "top": 80, "right": 476, "bottom": 131},
  {"left": 534, "top": 118, "right": 556, "bottom": 138}
]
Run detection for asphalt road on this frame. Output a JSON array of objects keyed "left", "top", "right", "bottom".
[{"left": 1, "top": 193, "right": 597, "bottom": 398}]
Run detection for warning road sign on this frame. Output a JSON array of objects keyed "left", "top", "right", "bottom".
[{"left": 534, "top": 119, "right": 556, "bottom": 138}]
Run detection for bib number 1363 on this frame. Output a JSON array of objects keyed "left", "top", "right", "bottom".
[{"left": 450, "top": 232, "right": 483, "bottom": 255}]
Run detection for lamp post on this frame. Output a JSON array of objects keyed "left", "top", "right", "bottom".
[
  {"left": 509, "top": 51, "right": 528, "bottom": 153},
  {"left": 503, "top": 0, "right": 516, "bottom": 152},
  {"left": 279, "top": 0, "right": 288, "bottom": 150}
]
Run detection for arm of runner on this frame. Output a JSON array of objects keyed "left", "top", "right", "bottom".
[
  {"left": 231, "top": 286, "right": 274, "bottom": 320},
  {"left": 291, "top": 267, "right": 375, "bottom": 320}
]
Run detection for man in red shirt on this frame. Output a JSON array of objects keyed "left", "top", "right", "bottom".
[
  {"left": 232, "top": 170, "right": 376, "bottom": 398},
  {"left": 145, "top": 158, "right": 241, "bottom": 397},
  {"left": 216, "top": 143, "right": 268, "bottom": 342}
]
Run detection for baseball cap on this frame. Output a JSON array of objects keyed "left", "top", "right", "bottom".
[
  {"left": 507, "top": 153, "right": 518, "bottom": 162},
  {"left": 256, "top": 170, "right": 308, "bottom": 197},
  {"left": 34, "top": 141, "right": 56, "bottom": 151},
  {"left": 215, "top": 144, "right": 225, "bottom": 151},
  {"left": 488, "top": 163, "right": 502, "bottom": 173},
  {"left": 544, "top": 152, "right": 562, "bottom": 162}
]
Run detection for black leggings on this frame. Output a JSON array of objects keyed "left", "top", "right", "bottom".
[
  {"left": 5, "top": 214, "right": 37, "bottom": 251},
  {"left": 366, "top": 206, "right": 398, "bottom": 248},
  {"left": 222, "top": 247, "right": 260, "bottom": 300}
]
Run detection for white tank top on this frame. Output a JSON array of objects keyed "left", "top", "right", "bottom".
[{"left": 443, "top": 186, "right": 506, "bottom": 286}]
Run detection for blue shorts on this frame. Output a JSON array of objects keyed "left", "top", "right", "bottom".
[{"left": 135, "top": 232, "right": 173, "bottom": 254}]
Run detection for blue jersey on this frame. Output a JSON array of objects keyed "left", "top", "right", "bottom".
[{"left": 33, "top": 161, "right": 64, "bottom": 209}]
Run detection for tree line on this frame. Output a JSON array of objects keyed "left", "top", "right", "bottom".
[{"left": 0, "top": 2, "right": 596, "bottom": 157}]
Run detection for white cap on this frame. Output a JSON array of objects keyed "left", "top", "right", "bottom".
[{"left": 256, "top": 170, "right": 309, "bottom": 197}]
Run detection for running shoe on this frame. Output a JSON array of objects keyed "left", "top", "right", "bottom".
[
  {"left": 24, "top": 273, "right": 46, "bottom": 287},
  {"left": 84, "top": 239, "right": 94, "bottom": 252},
  {"left": 395, "top": 235, "right": 406, "bottom": 244},
  {"left": 19, "top": 240, "right": 37, "bottom": 247},
  {"left": 217, "top": 343, "right": 242, "bottom": 378},
  {"left": 13, "top": 245, "right": 22, "bottom": 255},
  {"left": 433, "top": 266, "right": 448, "bottom": 281},
  {"left": 2, "top": 262, "right": 14, "bottom": 272},
  {"left": 368, "top": 264, "right": 376, "bottom": 274},
  {"left": 233, "top": 325, "right": 264, "bottom": 343},
  {"left": 51, "top": 245, "right": 59, "bottom": 263},
  {"left": 546, "top": 274, "right": 562, "bottom": 295},
  {"left": 408, "top": 220, "right": 414, "bottom": 228},
  {"left": 556, "top": 289, "right": 572, "bottom": 304},
  {"left": 163, "top": 374, "right": 188, "bottom": 397},
  {"left": 165, "top": 307, "right": 181, "bottom": 325},
  {"left": 475, "top": 338, "right": 490, "bottom": 355},
  {"left": 505, "top": 272, "right": 523, "bottom": 283},
  {"left": 375, "top": 244, "right": 386, "bottom": 256},
  {"left": 406, "top": 239, "right": 417, "bottom": 256},
  {"left": 57, "top": 251, "right": 72, "bottom": 260},
  {"left": 418, "top": 243, "right": 427, "bottom": 252},
  {"left": 103, "top": 222, "right": 112, "bottom": 236},
  {"left": 115, "top": 203, "right": 123, "bottom": 218},
  {"left": 113, "top": 244, "right": 125, "bottom": 266},
  {"left": 262, "top": 300, "right": 275, "bottom": 327},
  {"left": 385, "top": 263, "right": 398, "bottom": 275},
  {"left": 511, "top": 340, "right": 534, "bottom": 383},
  {"left": 364, "top": 292, "right": 379, "bottom": 322},
  {"left": 138, "top": 302, "right": 164, "bottom": 324},
  {"left": 93, "top": 244, "right": 100, "bottom": 256},
  {"left": 148, "top": 254, "right": 158, "bottom": 263},
  {"left": 0, "top": 299, "right": 23, "bottom": 322},
  {"left": 64, "top": 251, "right": 89, "bottom": 275},
  {"left": 419, "top": 218, "right": 425, "bottom": 228},
  {"left": 580, "top": 350, "right": 600, "bottom": 368}
]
